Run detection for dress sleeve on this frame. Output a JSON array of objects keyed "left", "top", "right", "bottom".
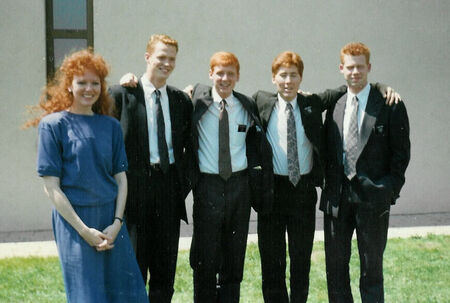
[
  {"left": 112, "top": 122, "right": 128, "bottom": 175},
  {"left": 37, "top": 122, "right": 62, "bottom": 177}
]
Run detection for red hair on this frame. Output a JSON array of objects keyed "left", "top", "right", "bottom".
[
  {"left": 272, "top": 51, "right": 304, "bottom": 77},
  {"left": 24, "top": 49, "right": 113, "bottom": 128},
  {"left": 340, "top": 42, "right": 371, "bottom": 64},
  {"left": 146, "top": 34, "right": 178, "bottom": 55},
  {"left": 209, "top": 51, "right": 240, "bottom": 74}
]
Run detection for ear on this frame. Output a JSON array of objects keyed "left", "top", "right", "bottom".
[
  {"left": 209, "top": 69, "right": 213, "bottom": 80},
  {"left": 144, "top": 52, "right": 150, "bottom": 62},
  {"left": 367, "top": 63, "right": 372, "bottom": 72},
  {"left": 339, "top": 63, "right": 344, "bottom": 73}
]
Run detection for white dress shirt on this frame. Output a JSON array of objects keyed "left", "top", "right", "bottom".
[
  {"left": 197, "top": 87, "right": 251, "bottom": 174},
  {"left": 266, "top": 94, "right": 313, "bottom": 176},
  {"left": 141, "top": 75, "right": 175, "bottom": 164}
]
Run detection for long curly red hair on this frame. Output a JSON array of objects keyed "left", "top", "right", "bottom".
[{"left": 25, "top": 49, "right": 113, "bottom": 128}]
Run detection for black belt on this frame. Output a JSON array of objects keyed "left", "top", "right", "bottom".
[
  {"left": 274, "top": 172, "right": 314, "bottom": 186},
  {"left": 201, "top": 169, "right": 248, "bottom": 178},
  {"left": 148, "top": 162, "right": 175, "bottom": 172}
]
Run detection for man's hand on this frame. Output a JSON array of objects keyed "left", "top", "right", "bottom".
[
  {"left": 119, "top": 73, "right": 138, "bottom": 87},
  {"left": 183, "top": 84, "right": 194, "bottom": 99},
  {"left": 378, "top": 83, "right": 402, "bottom": 105}
]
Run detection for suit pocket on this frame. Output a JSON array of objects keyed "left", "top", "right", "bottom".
[{"left": 358, "top": 175, "right": 394, "bottom": 204}]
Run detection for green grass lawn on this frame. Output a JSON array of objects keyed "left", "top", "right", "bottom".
[{"left": 1, "top": 235, "right": 449, "bottom": 303}]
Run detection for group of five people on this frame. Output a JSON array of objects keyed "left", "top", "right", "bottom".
[{"left": 29, "top": 33, "right": 410, "bottom": 303}]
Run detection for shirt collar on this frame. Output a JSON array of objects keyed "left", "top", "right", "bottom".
[
  {"left": 277, "top": 93, "right": 298, "bottom": 112},
  {"left": 212, "top": 86, "right": 235, "bottom": 106},
  {"left": 141, "top": 75, "right": 167, "bottom": 96},
  {"left": 347, "top": 83, "right": 370, "bottom": 102}
]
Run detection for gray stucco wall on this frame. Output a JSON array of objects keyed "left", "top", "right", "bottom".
[{"left": 1, "top": 0, "right": 449, "bottom": 236}]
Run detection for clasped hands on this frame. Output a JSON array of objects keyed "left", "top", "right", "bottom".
[{"left": 80, "top": 220, "right": 121, "bottom": 252}]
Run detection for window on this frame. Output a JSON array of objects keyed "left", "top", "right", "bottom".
[{"left": 45, "top": 0, "right": 93, "bottom": 78}]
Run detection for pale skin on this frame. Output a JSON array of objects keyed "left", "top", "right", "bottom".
[
  {"left": 43, "top": 69, "right": 128, "bottom": 251},
  {"left": 120, "top": 71, "right": 401, "bottom": 105},
  {"left": 43, "top": 173, "right": 127, "bottom": 251},
  {"left": 121, "top": 41, "right": 177, "bottom": 89}
]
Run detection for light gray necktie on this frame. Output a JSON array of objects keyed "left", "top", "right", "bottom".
[
  {"left": 344, "top": 96, "right": 359, "bottom": 179},
  {"left": 219, "top": 99, "right": 232, "bottom": 180},
  {"left": 286, "top": 102, "right": 300, "bottom": 186}
]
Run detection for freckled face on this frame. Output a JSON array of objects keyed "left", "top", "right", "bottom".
[
  {"left": 209, "top": 64, "right": 239, "bottom": 99},
  {"left": 69, "top": 69, "right": 101, "bottom": 113}
]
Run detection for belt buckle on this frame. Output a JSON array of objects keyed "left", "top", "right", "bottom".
[{"left": 150, "top": 163, "right": 161, "bottom": 172}]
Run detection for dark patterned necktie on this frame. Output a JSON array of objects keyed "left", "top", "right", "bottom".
[
  {"left": 344, "top": 96, "right": 359, "bottom": 179},
  {"left": 286, "top": 102, "right": 300, "bottom": 186},
  {"left": 219, "top": 99, "right": 232, "bottom": 180},
  {"left": 155, "top": 90, "right": 169, "bottom": 174}
]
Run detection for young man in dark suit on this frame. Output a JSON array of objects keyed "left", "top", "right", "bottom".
[
  {"left": 109, "top": 34, "right": 193, "bottom": 303},
  {"left": 320, "top": 42, "right": 410, "bottom": 303},
  {"left": 189, "top": 51, "right": 272, "bottom": 303},
  {"left": 253, "top": 51, "right": 346, "bottom": 303},
  {"left": 253, "top": 51, "right": 401, "bottom": 303}
]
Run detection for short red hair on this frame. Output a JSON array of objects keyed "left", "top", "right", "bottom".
[
  {"left": 272, "top": 51, "right": 304, "bottom": 77},
  {"left": 340, "top": 42, "right": 371, "bottom": 64},
  {"left": 209, "top": 51, "right": 240, "bottom": 74},
  {"left": 24, "top": 49, "right": 113, "bottom": 128},
  {"left": 146, "top": 34, "right": 178, "bottom": 55}
]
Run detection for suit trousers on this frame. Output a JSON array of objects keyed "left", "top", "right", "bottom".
[
  {"left": 324, "top": 177, "right": 390, "bottom": 303},
  {"left": 257, "top": 174, "right": 317, "bottom": 303},
  {"left": 190, "top": 170, "right": 251, "bottom": 303},
  {"left": 128, "top": 165, "right": 181, "bottom": 303}
]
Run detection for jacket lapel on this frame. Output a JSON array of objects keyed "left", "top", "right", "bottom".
[
  {"left": 192, "top": 88, "right": 213, "bottom": 131},
  {"left": 333, "top": 93, "right": 347, "bottom": 165},
  {"left": 260, "top": 94, "right": 277, "bottom": 130},
  {"left": 136, "top": 80, "right": 150, "bottom": 162},
  {"left": 356, "top": 86, "right": 383, "bottom": 160}
]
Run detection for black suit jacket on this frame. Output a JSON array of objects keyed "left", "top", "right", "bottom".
[
  {"left": 189, "top": 84, "right": 274, "bottom": 213},
  {"left": 320, "top": 84, "right": 410, "bottom": 217},
  {"left": 253, "top": 91, "right": 326, "bottom": 188},
  {"left": 109, "top": 81, "right": 193, "bottom": 223}
]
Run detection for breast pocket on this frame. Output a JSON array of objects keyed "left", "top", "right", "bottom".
[{"left": 231, "top": 121, "right": 248, "bottom": 147}]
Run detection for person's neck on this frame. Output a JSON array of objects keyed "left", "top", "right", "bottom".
[
  {"left": 146, "top": 72, "right": 166, "bottom": 89},
  {"left": 348, "top": 82, "right": 368, "bottom": 95},
  {"left": 67, "top": 106, "right": 94, "bottom": 116}
]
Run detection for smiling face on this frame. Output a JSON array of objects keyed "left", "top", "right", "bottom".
[
  {"left": 340, "top": 54, "right": 371, "bottom": 94},
  {"left": 69, "top": 69, "right": 101, "bottom": 114},
  {"left": 209, "top": 64, "right": 239, "bottom": 99},
  {"left": 145, "top": 41, "right": 177, "bottom": 88},
  {"left": 272, "top": 65, "right": 302, "bottom": 101}
]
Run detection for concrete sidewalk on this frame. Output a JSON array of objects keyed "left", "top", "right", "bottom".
[{"left": 1, "top": 225, "right": 449, "bottom": 259}]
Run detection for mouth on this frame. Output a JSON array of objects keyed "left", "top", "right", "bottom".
[{"left": 159, "top": 67, "right": 171, "bottom": 73}]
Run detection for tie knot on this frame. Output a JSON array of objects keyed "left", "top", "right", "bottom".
[
  {"left": 286, "top": 102, "right": 293, "bottom": 111},
  {"left": 155, "top": 89, "right": 161, "bottom": 98},
  {"left": 352, "top": 96, "right": 359, "bottom": 104},
  {"left": 220, "top": 99, "right": 227, "bottom": 110}
]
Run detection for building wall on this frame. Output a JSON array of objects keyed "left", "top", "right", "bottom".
[{"left": 1, "top": 0, "right": 449, "bottom": 234}]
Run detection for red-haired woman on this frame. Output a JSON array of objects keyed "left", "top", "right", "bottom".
[{"left": 26, "top": 49, "right": 148, "bottom": 303}]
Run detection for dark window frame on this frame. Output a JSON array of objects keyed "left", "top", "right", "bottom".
[{"left": 45, "top": 0, "right": 93, "bottom": 79}]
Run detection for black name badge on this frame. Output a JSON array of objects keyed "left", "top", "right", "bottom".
[{"left": 238, "top": 124, "right": 247, "bottom": 132}]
